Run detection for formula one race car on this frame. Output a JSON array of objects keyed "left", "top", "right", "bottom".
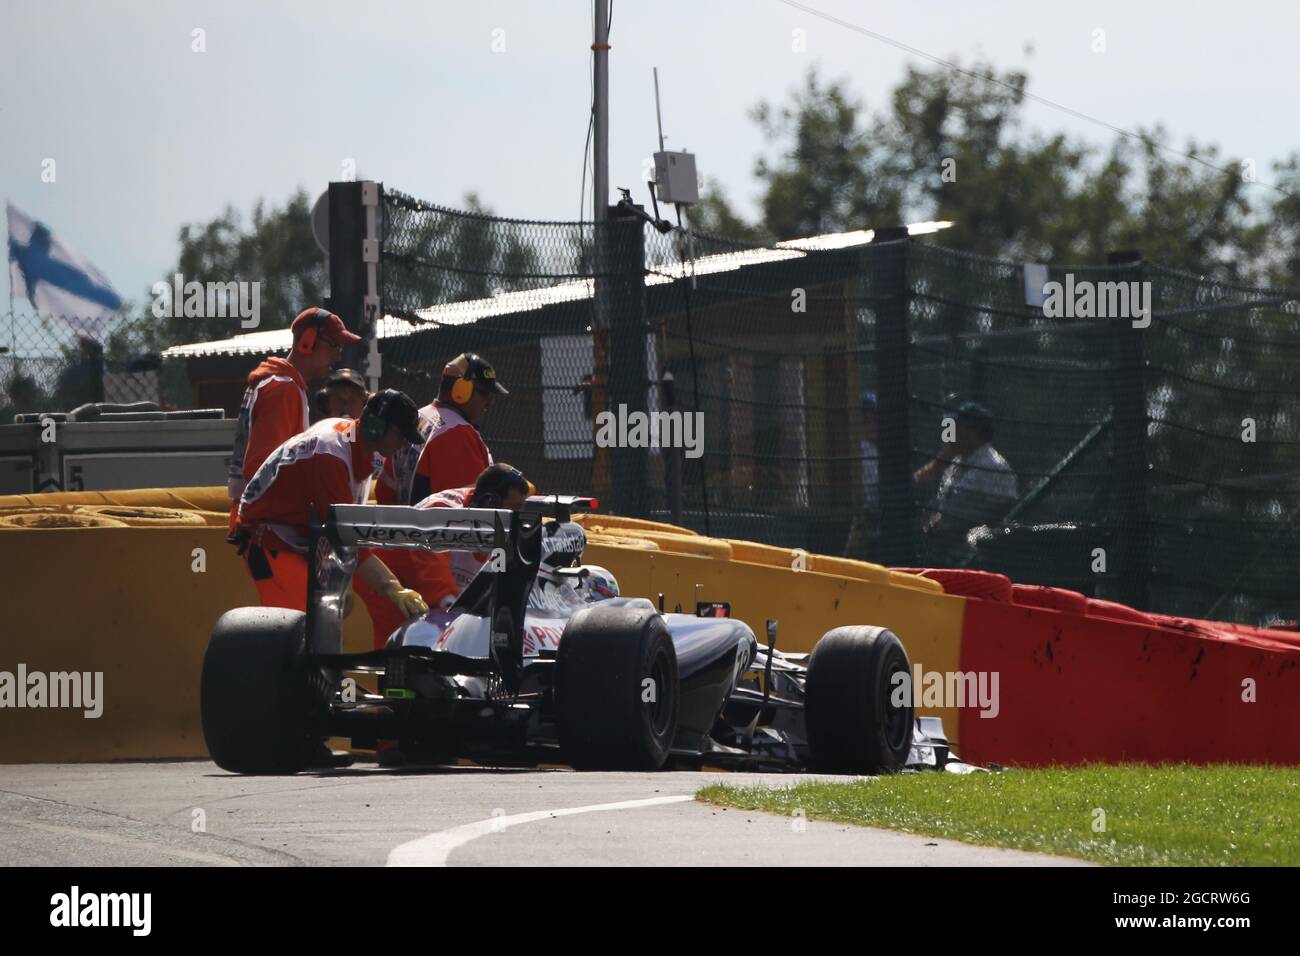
[{"left": 200, "top": 496, "right": 970, "bottom": 774}]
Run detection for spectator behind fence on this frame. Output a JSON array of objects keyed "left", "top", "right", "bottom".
[
  {"left": 53, "top": 336, "right": 104, "bottom": 410},
  {"left": 844, "top": 390, "right": 880, "bottom": 559},
  {"left": 4, "top": 371, "right": 43, "bottom": 421},
  {"left": 914, "top": 400, "right": 1018, "bottom": 559}
]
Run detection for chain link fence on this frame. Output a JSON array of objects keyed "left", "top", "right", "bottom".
[
  {"left": 376, "top": 190, "right": 1300, "bottom": 623},
  {"left": 0, "top": 310, "right": 194, "bottom": 424},
  {"left": 7, "top": 187, "right": 1298, "bottom": 623},
  {"left": 902, "top": 248, "right": 1300, "bottom": 622}
]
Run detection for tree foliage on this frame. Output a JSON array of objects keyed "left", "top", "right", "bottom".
[{"left": 698, "top": 61, "right": 1297, "bottom": 288}]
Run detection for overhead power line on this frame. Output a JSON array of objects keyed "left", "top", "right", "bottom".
[{"left": 774, "top": 0, "right": 1292, "bottom": 198}]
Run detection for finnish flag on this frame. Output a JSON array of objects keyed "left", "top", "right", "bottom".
[{"left": 7, "top": 202, "right": 122, "bottom": 337}]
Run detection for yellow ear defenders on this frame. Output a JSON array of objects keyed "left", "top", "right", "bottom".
[
  {"left": 450, "top": 375, "right": 475, "bottom": 405},
  {"left": 444, "top": 353, "right": 485, "bottom": 405}
]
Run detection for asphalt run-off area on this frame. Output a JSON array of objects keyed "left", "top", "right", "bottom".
[{"left": 0, "top": 761, "right": 1087, "bottom": 867}]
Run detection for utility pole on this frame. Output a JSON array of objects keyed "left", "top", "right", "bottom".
[
  {"left": 592, "top": 1, "right": 609, "bottom": 227},
  {"left": 590, "top": 1, "right": 613, "bottom": 502}
]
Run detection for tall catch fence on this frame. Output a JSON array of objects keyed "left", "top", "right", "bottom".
[
  {"left": 379, "top": 189, "right": 1300, "bottom": 623},
  {"left": 6, "top": 186, "right": 1297, "bottom": 623},
  {"left": 0, "top": 310, "right": 187, "bottom": 420}
]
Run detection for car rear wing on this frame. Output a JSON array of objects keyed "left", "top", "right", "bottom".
[
  {"left": 329, "top": 504, "right": 512, "bottom": 553},
  {"left": 307, "top": 504, "right": 544, "bottom": 692},
  {"left": 323, "top": 495, "right": 598, "bottom": 552}
]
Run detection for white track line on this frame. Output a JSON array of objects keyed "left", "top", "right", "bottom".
[{"left": 386, "top": 795, "right": 694, "bottom": 867}]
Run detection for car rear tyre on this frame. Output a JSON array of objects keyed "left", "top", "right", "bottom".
[
  {"left": 555, "top": 604, "right": 679, "bottom": 771},
  {"left": 805, "top": 625, "right": 913, "bottom": 774},
  {"left": 200, "top": 607, "right": 318, "bottom": 773}
]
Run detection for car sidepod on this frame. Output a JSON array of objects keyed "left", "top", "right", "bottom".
[{"left": 660, "top": 613, "right": 757, "bottom": 743}]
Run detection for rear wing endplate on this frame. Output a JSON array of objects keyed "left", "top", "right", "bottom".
[{"left": 521, "top": 495, "right": 598, "bottom": 522}]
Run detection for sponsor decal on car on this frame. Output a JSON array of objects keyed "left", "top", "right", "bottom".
[
  {"left": 522, "top": 623, "right": 564, "bottom": 656},
  {"left": 352, "top": 521, "right": 495, "bottom": 547}
]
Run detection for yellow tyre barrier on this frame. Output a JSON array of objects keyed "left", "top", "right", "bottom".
[
  {"left": 73, "top": 505, "right": 207, "bottom": 527},
  {"left": 889, "top": 570, "right": 944, "bottom": 593},
  {"left": 728, "top": 540, "right": 896, "bottom": 585},
  {"left": 610, "top": 529, "right": 732, "bottom": 559},
  {"left": 585, "top": 532, "right": 660, "bottom": 550},
  {"left": 725, "top": 539, "right": 803, "bottom": 568},
  {"left": 0, "top": 485, "right": 974, "bottom": 762},
  {"left": 576, "top": 514, "right": 698, "bottom": 536},
  {"left": 804, "top": 554, "right": 892, "bottom": 585},
  {"left": 0, "top": 485, "right": 232, "bottom": 513},
  {"left": 192, "top": 510, "right": 234, "bottom": 527},
  {"left": 0, "top": 512, "right": 129, "bottom": 529},
  {"left": 0, "top": 505, "right": 77, "bottom": 517},
  {"left": 83, "top": 487, "right": 229, "bottom": 512}
]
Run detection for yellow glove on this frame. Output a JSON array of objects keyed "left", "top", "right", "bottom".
[
  {"left": 384, "top": 585, "right": 429, "bottom": 619},
  {"left": 356, "top": 555, "right": 429, "bottom": 620}
]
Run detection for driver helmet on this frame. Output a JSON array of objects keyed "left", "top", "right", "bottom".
[{"left": 579, "top": 565, "right": 620, "bottom": 600}]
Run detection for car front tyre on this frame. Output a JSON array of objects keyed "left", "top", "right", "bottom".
[{"left": 805, "top": 625, "right": 913, "bottom": 774}]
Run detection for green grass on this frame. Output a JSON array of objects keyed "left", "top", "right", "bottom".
[{"left": 698, "top": 764, "right": 1300, "bottom": 866}]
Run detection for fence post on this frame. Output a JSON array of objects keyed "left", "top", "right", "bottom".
[
  {"left": 662, "top": 369, "right": 683, "bottom": 525},
  {"left": 604, "top": 203, "right": 648, "bottom": 517},
  {"left": 872, "top": 226, "right": 915, "bottom": 566},
  {"left": 1108, "top": 249, "right": 1152, "bottom": 610},
  {"left": 328, "top": 181, "right": 382, "bottom": 386}
]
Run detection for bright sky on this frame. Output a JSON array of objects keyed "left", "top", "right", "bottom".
[{"left": 2, "top": 0, "right": 1294, "bottom": 312}]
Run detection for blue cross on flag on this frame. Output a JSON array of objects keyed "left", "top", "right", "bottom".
[{"left": 7, "top": 202, "right": 122, "bottom": 337}]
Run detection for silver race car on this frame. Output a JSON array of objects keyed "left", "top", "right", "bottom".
[{"left": 200, "top": 496, "right": 973, "bottom": 774}]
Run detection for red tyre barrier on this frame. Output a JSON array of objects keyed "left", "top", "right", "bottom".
[
  {"left": 1086, "top": 598, "right": 1156, "bottom": 626},
  {"left": 891, "top": 568, "right": 1013, "bottom": 603},
  {"left": 1150, "top": 615, "right": 1300, "bottom": 653},
  {"left": 1218, "top": 620, "right": 1300, "bottom": 650},
  {"left": 1011, "top": 584, "right": 1087, "bottom": 615},
  {"left": 957, "top": 599, "right": 1300, "bottom": 766}
]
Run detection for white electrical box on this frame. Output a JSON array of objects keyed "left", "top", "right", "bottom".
[{"left": 654, "top": 150, "right": 699, "bottom": 205}]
